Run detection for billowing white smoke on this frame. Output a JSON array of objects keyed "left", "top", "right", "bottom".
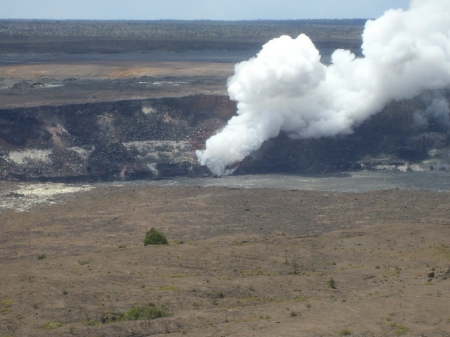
[{"left": 196, "top": 0, "right": 450, "bottom": 175}]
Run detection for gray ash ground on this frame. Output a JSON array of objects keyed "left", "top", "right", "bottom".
[
  {"left": 2, "top": 171, "right": 450, "bottom": 214},
  {"left": 0, "top": 50, "right": 259, "bottom": 65},
  {"left": 119, "top": 170, "right": 450, "bottom": 193},
  {"left": 0, "top": 75, "right": 228, "bottom": 108}
]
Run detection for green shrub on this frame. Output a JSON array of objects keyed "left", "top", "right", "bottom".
[
  {"left": 37, "top": 254, "right": 46, "bottom": 260},
  {"left": 0, "top": 299, "right": 13, "bottom": 315},
  {"left": 100, "top": 303, "right": 169, "bottom": 323},
  {"left": 144, "top": 228, "right": 168, "bottom": 246},
  {"left": 328, "top": 277, "right": 337, "bottom": 289},
  {"left": 126, "top": 303, "right": 168, "bottom": 320},
  {"left": 390, "top": 323, "right": 409, "bottom": 336}
]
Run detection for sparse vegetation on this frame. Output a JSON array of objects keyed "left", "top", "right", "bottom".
[
  {"left": 100, "top": 303, "right": 169, "bottom": 323},
  {"left": 0, "top": 299, "right": 13, "bottom": 315},
  {"left": 36, "top": 254, "right": 46, "bottom": 260},
  {"left": 118, "top": 244, "right": 126, "bottom": 248},
  {"left": 125, "top": 303, "right": 169, "bottom": 320},
  {"left": 214, "top": 291, "right": 225, "bottom": 298},
  {"left": 328, "top": 277, "right": 337, "bottom": 289},
  {"left": 81, "top": 319, "right": 100, "bottom": 326},
  {"left": 436, "top": 244, "right": 450, "bottom": 258},
  {"left": 1, "top": 181, "right": 449, "bottom": 336},
  {"left": 144, "top": 228, "right": 168, "bottom": 246},
  {"left": 78, "top": 260, "right": 89, "bottom": 265},
  {"left": 41, "top": 322, "right": 63, "bottom": 330},
  {"left": 160, "top": 286, "right": 179, "bottom": 291},
  {"left": 390, "top": 323, "right": 409, "bottom": 336},
  {"left": 290, "top": 262, "right": 299, "bottom": 275}
]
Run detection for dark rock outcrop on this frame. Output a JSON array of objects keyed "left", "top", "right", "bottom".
[
  {"left": 0, "top": 95, "right": 235, "bottom": 181},
  {"left": 0, "top": 93, "right": 449, "bottom": 182}
]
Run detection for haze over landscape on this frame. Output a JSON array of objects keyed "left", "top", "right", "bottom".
[{"left": 1, "top": 0, "right": 408, "bottom": 20}]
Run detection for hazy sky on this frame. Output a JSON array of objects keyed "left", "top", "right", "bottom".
[{"left": 1, "top": 0, "right": 410, "bottom": 20}]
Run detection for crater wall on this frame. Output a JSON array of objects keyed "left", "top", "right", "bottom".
[
  {"left": 0, "top": 94, "right": 449, "bottom": 182},
  {"left": 0, "top": 95, "right": 235, "bottom": 181}
]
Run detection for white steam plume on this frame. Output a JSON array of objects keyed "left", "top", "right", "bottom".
[
  {"left": 196, "top": 0, "right": 450, "bottom": 175},
  {"left": 413, "top": 91, "right": 450, "bottom": 127}
]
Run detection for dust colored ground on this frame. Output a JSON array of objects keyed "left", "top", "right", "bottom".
[
  {"left": 0, "top": 62, "right": 234, "bottom": 80},
  {"left": 1, "top": 185, "right": 449, "bottom": 337}
]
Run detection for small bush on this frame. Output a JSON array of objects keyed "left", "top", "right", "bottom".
[
  {"left": 37, "top": 254, "right": 46, "bottom": 260},
  {"left": 339, "top": 329, "right": 354, "bottom": 336},
  {"left": 0, "top": 299, "right": 14, "bottom": 315},
  {"left": 100, "top": 303, "right": 169, "bottom": 323},
  {"left": 144, "top": 228, "right": 168, "bottom": 246},
  {"left": 42, "top": 322, "right": 63, "bottom": 330},
  {"left": 328, "top": 277, "right": 337, "bottom": 289},
  {"left": 390, "top": 323, "right": 409, "bottom": 336},
  {"left": 127, "top": 303, "right": 169, "bottom": 320}
]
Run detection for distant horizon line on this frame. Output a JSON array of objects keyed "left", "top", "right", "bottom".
[{"left": 0, "top": 18, "right": 371, "bottom": 22}]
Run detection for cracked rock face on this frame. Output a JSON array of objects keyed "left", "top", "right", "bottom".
[{"left": 0, "top": 95, "right": 236, "bottom": 182}]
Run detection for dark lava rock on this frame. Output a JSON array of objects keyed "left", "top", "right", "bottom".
[{"left": 0, "top": 93, "right": 450, "bottom": 182}]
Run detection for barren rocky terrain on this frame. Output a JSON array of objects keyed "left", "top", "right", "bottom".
[{"left": 0, "top": 183, "right": 450, "bottom": 337}]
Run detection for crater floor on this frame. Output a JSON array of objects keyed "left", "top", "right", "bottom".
[{"left": 1, "top": 180, "right": 450, "bottom": 337}]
